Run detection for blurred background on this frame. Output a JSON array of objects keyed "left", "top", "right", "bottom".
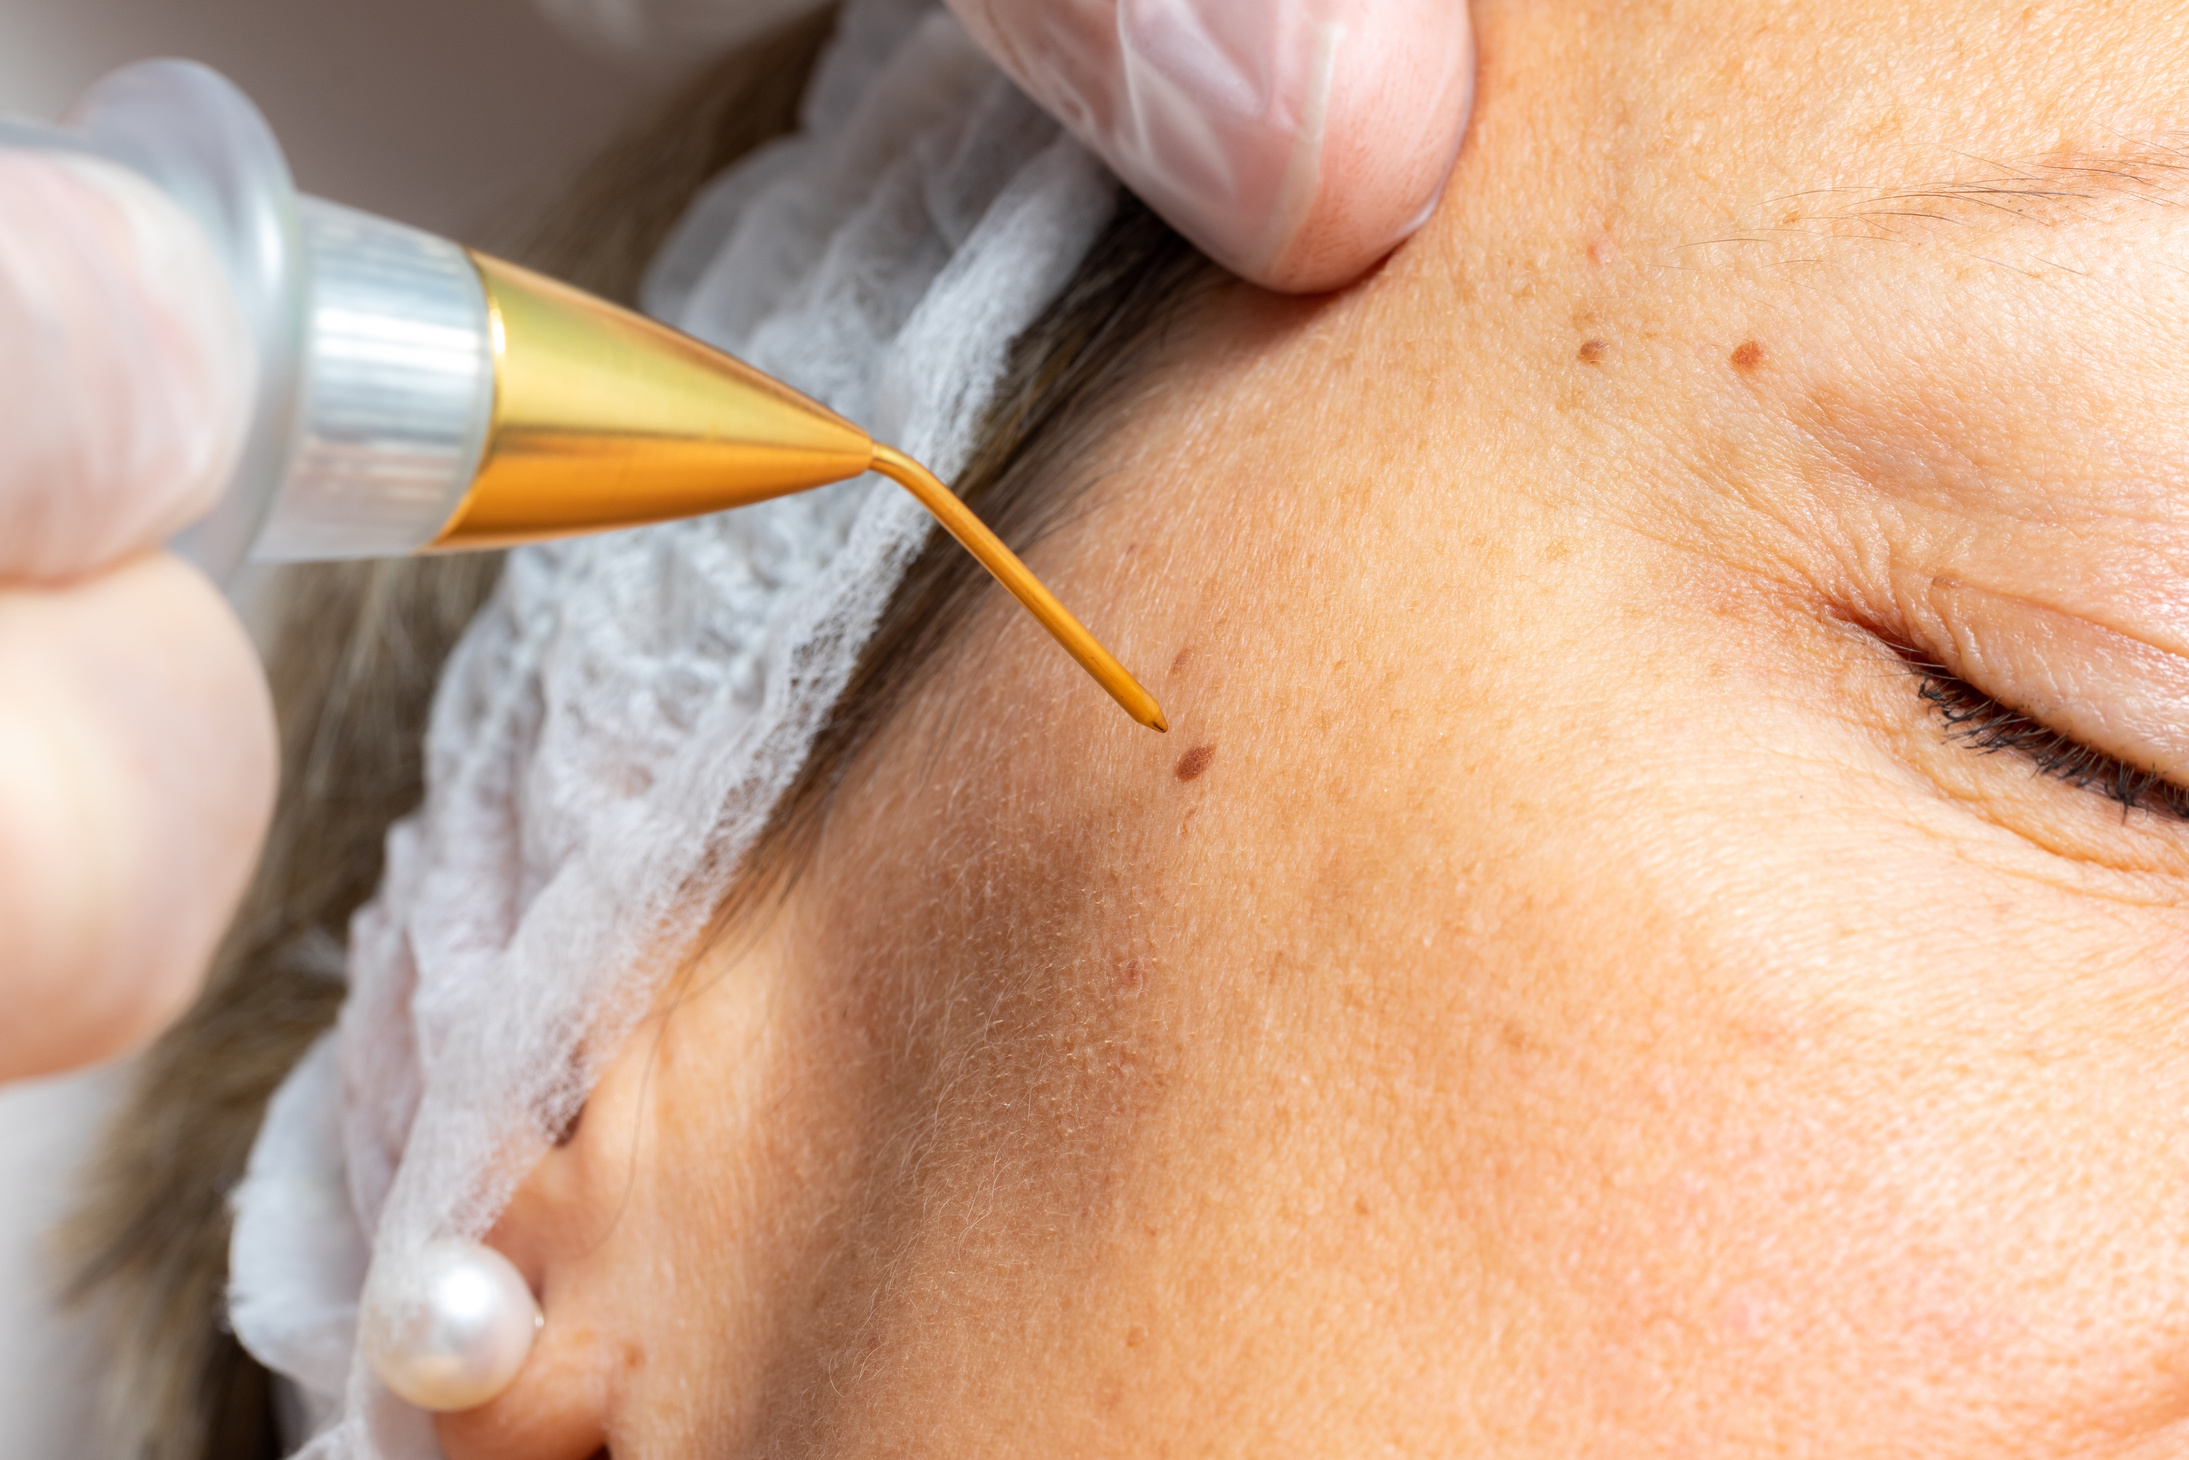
[
  {"left": 0, "top": 0, "right": 698, "bottom": 1450},
  {"left": 0, "top": 0, "right": 693, "bottom": 236}
]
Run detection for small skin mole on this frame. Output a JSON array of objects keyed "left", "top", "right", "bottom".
[
  {"left": 1168, "top": 644, "right": 1194, "bottom": 677},
  {"left": 1730, "top": 340, "right": 1765, "bottom": 372},
  {"left": 1126, "top": 1324, "right": 1149, "bottom": 1348},
  {"left": 1174, "top": 745, "right": 1216, "bottom": 781},
  {"left": 1577, "top": 339, "right": 1608, "bottom": 365}
]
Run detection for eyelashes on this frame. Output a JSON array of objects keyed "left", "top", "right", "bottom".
[{"left": 1906, "top": 661, "right": 2189, "bottom": 822}]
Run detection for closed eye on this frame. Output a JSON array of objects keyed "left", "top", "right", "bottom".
[{"left": 1903, "top": 656, "right": 2189, "bottom": 822}]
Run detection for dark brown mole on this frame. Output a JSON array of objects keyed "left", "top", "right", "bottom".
[
  {"left": 1730, "top": 340, "right": 1765, "bottom": 372},
  {"left": 1174, "top": 745, "right": 1215, "bottom": 781},
  {"left": 1577, "top": 339, "right": 1608, "bottom": 364}
]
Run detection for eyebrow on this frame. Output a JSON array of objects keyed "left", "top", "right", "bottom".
[
  {"left": 1772, "top": 139, "right": 2189, "bottom": 240},
  {"left": 1662, "top": 139, "right": 2189, "bottom": 276}
]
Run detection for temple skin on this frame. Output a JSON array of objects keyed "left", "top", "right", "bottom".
[{"left": 454, "top": 1, "right": 2189, "bottom": 1455}]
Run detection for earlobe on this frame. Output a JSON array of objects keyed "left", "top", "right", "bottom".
[
  {"left": 435, "top": 1155, "right": 621, "bottom": 1453},
  {"left": 434, "top": 1036, "right": 653, "bottom": 1458},
  {"left": 431, "top": 1290, "right": 612, "bottom": 1460}
]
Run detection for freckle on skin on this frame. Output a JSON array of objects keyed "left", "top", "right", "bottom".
[
  {"left": 1174, "top": 745, "right": 1215, "bottom": 781},
  {"left": 1126, "top": 1325, "right": 1148, "bottom": 1348},
  {"left": 1168, "top": 645, "right": 1193, "bottom": 677},
  {"left": 1731, "top": 340, "right": 1765, "bottom": 372},
  {"left": 1577, "top": 339, "right": 1608, "bottom": 364}
]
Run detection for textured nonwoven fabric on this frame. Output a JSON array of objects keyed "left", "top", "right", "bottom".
[{"left": 225, "top": 4, "right": 1117, "bottom": 1454}]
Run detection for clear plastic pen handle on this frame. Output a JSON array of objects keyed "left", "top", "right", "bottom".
[{"left": 0, "top": 61, "right": 496, "bottom": 582}]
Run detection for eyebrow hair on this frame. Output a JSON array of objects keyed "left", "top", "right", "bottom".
[
  {"left": 1774, "top": 138, "right": 2189, "bottom": 239},
  {"left": 1663, "top": 137, "right": 2189, "bottom": 276}
]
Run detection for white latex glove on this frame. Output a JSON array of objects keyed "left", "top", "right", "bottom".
[
  {"left": 539, "top": 0, "right": 1474, "bottom": 294},
  {"left": 0, "top": 149, "right": 273, "bottom": 1081},
  {"left": 945, "top": 0, "right": 1474, "bottom": 292}
]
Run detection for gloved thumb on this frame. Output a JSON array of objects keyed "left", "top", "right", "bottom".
[
  {"left": 946, "top": 0, "right": 1474, "bottom": 294},
  {"left": 0, "top": 149, "right": 252, "bottom": 582}
]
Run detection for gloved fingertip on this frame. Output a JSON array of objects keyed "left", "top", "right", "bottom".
[
  {"left": 1091, "top": 0, "right": 1475, "bottom": 294},
  {"left": 1252, "top": 4, "right": 1476, "bottom": 294},
  {"left": 0, "top": 152, "right": 254, "bottom": 581},
  {"left": 0, "top": 554, "right": 273, "bottom": 1077}
]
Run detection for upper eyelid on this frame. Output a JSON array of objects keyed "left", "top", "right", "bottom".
[
  {"left": 1882, "top": 574, "right": 2189, "bottom": 789},
  {"left": 1906, "top": 658, "right": 2189, "bottom": 822}
]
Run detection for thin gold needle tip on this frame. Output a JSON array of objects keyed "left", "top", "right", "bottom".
[{"left": 869, "top": 443, "right": 1168, "bottom": 731}]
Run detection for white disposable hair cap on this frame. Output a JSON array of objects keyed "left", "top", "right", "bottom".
[{"left": 226, "top": 3, "right": 1118, "bottom": 1453}]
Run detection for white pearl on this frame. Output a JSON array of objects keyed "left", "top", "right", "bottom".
[{"left": 361, "top": 1238, "right": 542, "bottom": 1412}]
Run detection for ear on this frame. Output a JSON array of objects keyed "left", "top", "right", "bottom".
[{"left": 434, "top": 915, "right": 841, "bottom": 1458}]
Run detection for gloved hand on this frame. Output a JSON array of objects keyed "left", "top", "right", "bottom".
[
  {"left": 0, "top": 148, "right": 273, "bottom": 1081},
  {"left": 944, "top": 0, "right": 1474, "bottom": 292},
  {"left": 539, "top": 0, "right": 1475, "bottom": 294}
]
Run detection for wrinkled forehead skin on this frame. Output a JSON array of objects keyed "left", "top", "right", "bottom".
[{"left": 456, "top": 5, "right": 2189, "bottom": 1458}]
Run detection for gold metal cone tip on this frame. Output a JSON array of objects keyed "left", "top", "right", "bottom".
[
  {"left": 432, "top": 253, "right": 1167, "bottom": 731},
  {"left": 432, "top": 253, "right": 875, "bottom": 550}
]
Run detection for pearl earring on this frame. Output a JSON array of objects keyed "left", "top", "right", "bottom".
[{"left": 361, "top": 1238, "right": 542, "bottom": 1412}]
